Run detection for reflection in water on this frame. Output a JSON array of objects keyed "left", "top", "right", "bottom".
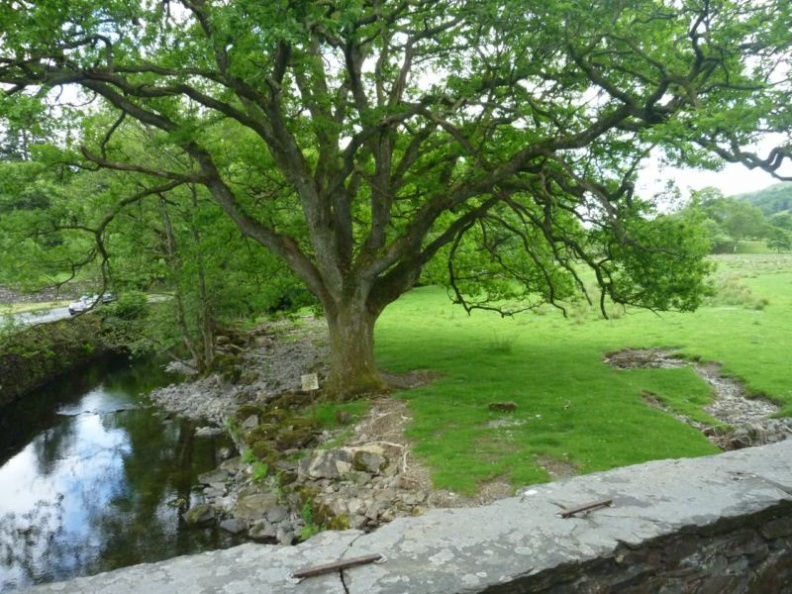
[{"left": 0, "top": 359, "right": 242, "bottom": 593}]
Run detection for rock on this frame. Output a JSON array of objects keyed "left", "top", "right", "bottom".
[
  {"left": 299, "top": 446, "right": 390, "bottom": 480},
  {"left": 240, "top": 414, "right": 259, "bottom": 431},
  {"left": 219, "top": 456, "right": 244, "bottom": 473},
  {"left": 219, "top": 518, "right": 248, "bottom": 535},
  {"left": 217, "top": 447, "right": 234, "bottom": 461},
  {"left": 248, "top": 519, "right": 277, "bottom": 542},
  {"left": 198, "top": 468, "right": 230, "bottom": 485},
  {"left": 375, "top": 488, "right": 398, "bottom": 502},
  {"left": 323, "top": 498, "right": 349, "bottom": 517},
  {"left": 400, "top": 492, "right": 428, "bottom": 506},
  {"left": 204, "top": 486, "right": 227, "bottom": 499},
  {"left": 276, "top": 526, "right": 295, "bottom": 545},
  {"left": 183, "top": 504, "right": 216, "bottom": 526},
  {"left": 266, "top": 505, "right": 289, "bottom": 524},
  {"left": 165, "top": 360, "right": 198, "bottom": 376},
  {"left": 232, "top": 492, "right": 280, "bottom": 522},
  {"left": 298, "top": 449, "right": 353, "bottom": 480},
  {"left": 365, "top": 501, "right": 388, "bottom": 521},
  {"left": 353, "top": 448, "right": 388, "bottom": 475},
  {"left": 349, "top": 514, "right": 368, "bottom": 530},
  {"left": 195, "top": 426, "right": 225, "bottom": 437},
  {"left": 387, "top": 475, "right": 404, "bottom": 489},
  {"left": 348, "top": 470, "right": 372, "bottom": 485},
  {"left": 347, "top": 497, "right": 364, "bottom": 515}
]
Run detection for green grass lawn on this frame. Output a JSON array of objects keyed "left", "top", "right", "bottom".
[{"left": 374, "top": 253, "right": 792, "bottom": 494}]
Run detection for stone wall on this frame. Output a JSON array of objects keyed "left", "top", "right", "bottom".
[
  {"left": 501, "top": 506, "right": 792, "bottom": 593},
  {"left": 26, "top": 440, "right": 792, "bottom": 594}
]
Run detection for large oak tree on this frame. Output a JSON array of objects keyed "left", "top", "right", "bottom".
[{"left": 1, "top": 0, "right": 791, "bottom": 393}]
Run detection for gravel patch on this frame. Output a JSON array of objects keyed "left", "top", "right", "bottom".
[{"left": 606, "top": 348, "right": 792, "bottom": 449}]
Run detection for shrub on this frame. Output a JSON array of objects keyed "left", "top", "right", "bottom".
[{"left": 105, "top": 291, "right": 149, "bottom": 320}]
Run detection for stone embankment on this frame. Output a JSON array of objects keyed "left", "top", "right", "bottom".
[
  {"left": 151, "top": 320, "right": 444, "bottom": 544},
  {"left": 26, "top": 439, "right": 792, "bottom": 593}
]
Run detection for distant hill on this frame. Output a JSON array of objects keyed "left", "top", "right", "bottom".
[{"left": 735, "top": 182, "right": 792, "bottom": 216}]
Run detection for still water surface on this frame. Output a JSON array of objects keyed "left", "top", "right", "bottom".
[{"left": 0, "top": 359, "right": 241, "bottom": 593}]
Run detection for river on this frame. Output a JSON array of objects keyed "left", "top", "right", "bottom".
[{"left": 0, "top": 358, "right": 243, "bottom": 593}]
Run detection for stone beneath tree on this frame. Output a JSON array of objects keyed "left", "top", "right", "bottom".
[
  {"left": 298, "top": 446, "right": 390, "bottom": 480},
  {"left": 219, "top": 518, "right": 247, "bottom": 535},
  {"left": 232, "top": 492, "right": 280, "bottom": 522},
  {"left": 195, "top": 426, "right": 224, "bottom": 437},
  {"left": 240, "top": 414, "right": 259, "bottom": 431},
  {"left": 182, "top": 504, "right": 215, "bottom": 526},
  {"left": 197, "top": 468, "right": 230, "bottom": 485},
  {"left": 248, "top": 519, "right": 277, "bottom": 542},
  {"left": 265, "top": 505, "right": 289, "bottom": 524},
  {"left": 353, "top": 448, "right": 387, "bottom": 475}
]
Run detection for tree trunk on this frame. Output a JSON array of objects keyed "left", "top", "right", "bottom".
[{"left": 324, "top": 297, "right": 387, "bottom": 398}]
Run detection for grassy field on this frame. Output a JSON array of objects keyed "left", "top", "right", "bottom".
[{"left": 374, "top": 253, "right": 792, "bottom": 494}]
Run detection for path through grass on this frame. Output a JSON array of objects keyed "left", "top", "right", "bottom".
[{"left": 375, "top": 254, "right": 792, "bottom": 494}]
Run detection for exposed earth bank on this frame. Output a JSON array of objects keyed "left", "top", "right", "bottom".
[{"left": 150, "top": 321, "right": 792, "bottom": 547}]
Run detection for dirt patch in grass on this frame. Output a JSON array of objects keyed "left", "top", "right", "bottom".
[
  {"left": 382, "top": 369, "right": 442, "bottom": 390},
  {"left": 535, "top": 455, "right": 579, "bottom": 481},
  {"left": 641, "top": 390, "right": 665, "bottom": 410},
  {"left": 604, "top": 348, "right": 687, "bottom": 370},
  {"left": 345, "top": 395, "right": 517, "bottom": 508}
]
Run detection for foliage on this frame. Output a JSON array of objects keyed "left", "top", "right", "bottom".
[
  {"left": 693, "top": 187, "right": 768, "bottom": 253},
  {"left": 298, "top": 503, "right": 322, "bottom": 542},
  {"left": 705, "top": 275, "right": 768, "bottom": 310},
  {"left": 251, "top": 461, "right": 270, "bottom": 484},
  {"left": 770, "top": 212, "right": 792, "bottom": 232},
  {"left": 736, "top": 183, "right": 792, "bottom": 217},
  {"left": 104, "top": 291, "right": 148, "bottom": 320},
  {"left": 2, "top": 0, "right": 792, "bottom": 392},
  {"left": 766, "top": 227, "right": 792, "bottom": 253}
]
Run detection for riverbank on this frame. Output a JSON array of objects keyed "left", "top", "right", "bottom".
[
  {"left": 149, "top": 318, "right": 499, "bottom": 546},
  {"left": 0, "top": 315, "right": 128, "bottom": 407},
  {"left": 148, "top": 315, "right": 792, "bottom": 547}
]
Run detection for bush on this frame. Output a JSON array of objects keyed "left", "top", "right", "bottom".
[{"left": 105, "top": 291, "right": 149, "bottom": 320}]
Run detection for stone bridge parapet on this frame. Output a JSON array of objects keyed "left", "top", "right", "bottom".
[{"left": 25, "top": 440, "right": 792, "bottom": 593}]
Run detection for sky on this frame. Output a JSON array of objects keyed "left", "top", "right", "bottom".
[
  {"left": 636, "top": 136, "right": 792, "bottom": 200},
  {"left": 638, "top": 160, "right": 783, "bottom": 199}
]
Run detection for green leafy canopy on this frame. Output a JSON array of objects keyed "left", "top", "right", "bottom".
[{"left": 2, "top": 0, "right": 791, "bottom": 390}]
